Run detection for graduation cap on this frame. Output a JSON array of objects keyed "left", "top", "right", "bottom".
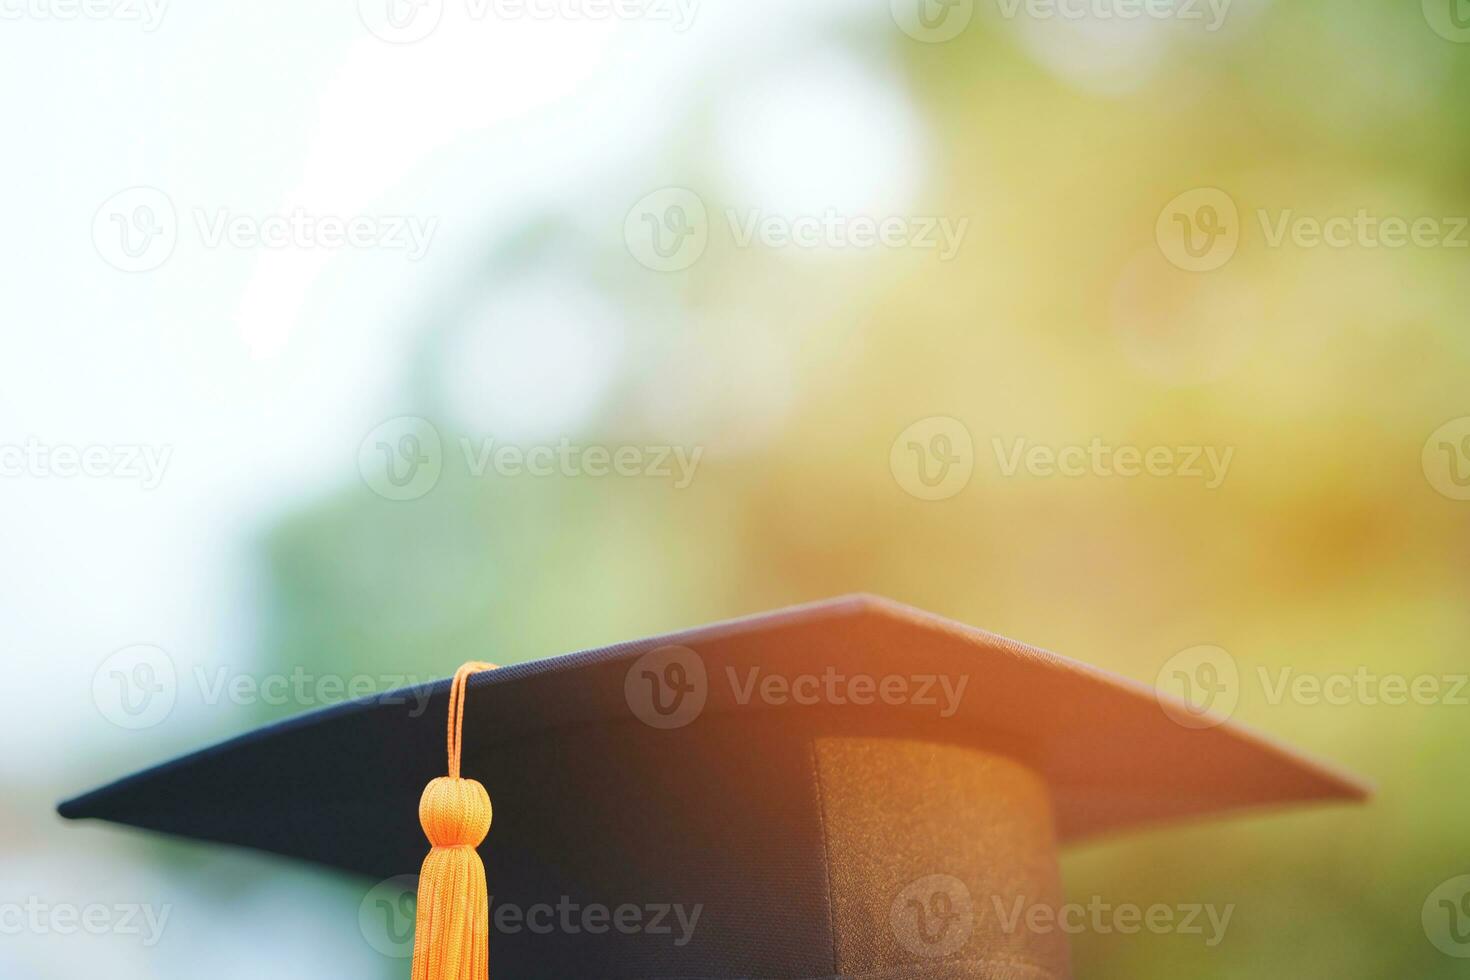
[{"left": 60, "top": 595, "right": 1366, "bottom": 979}]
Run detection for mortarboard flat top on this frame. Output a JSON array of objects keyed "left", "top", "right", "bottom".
[{"left": 60, "top": 595, "right": 1367, "bottom": 979}]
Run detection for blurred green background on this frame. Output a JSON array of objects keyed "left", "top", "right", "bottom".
[{"left": 3, "top": 0, "right": 1468, "bottom": 976}]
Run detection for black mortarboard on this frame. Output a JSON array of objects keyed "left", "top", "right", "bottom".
[{"left": 59, "top": 595, "right": 1366, "bottom": 978}]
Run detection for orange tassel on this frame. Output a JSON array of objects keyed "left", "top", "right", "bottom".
[{"left": 412, "top": 662, "right": 498, "bottom": 980}]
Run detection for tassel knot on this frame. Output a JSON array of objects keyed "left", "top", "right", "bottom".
[{"left": 420, "top": 777, "right": 492, "bottom": 848}]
